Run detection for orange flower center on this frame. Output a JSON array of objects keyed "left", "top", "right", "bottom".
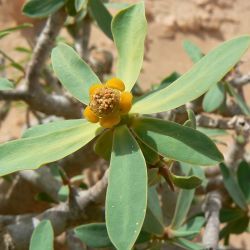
[{"left": 90, "top": 87, "right": 120, "bottom": 118}]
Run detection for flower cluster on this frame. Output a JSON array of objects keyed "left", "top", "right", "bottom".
[{"left": 83, "top": 78, "right": 133, "bottom": 128}]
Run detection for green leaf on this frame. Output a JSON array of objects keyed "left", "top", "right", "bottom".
[
  {"left": 202, "top": 83, "right": 225, "bottom": 112},
  {"left": 131, "top": 36, "right": 250, "bottom": 114},
  {"left": 172, "top": 238, "right": 203, "bottom": 250},
  {"left": 75, "top": 223, "right": 151, "bottom": 248},
  {"left": 75, "top": 0, "right": 87, "bottom": 12},
  {"left": 237, "top": 161, "right": 250, "bottom": 202},
  {"left": 171, "top": 216, "right": 205, "bottom": 238},
  {"left": 220, "top": 217, "right": 249, "bottom": 239},
  {"left": 23, "top": 0, "right": 65, "bottom": 18},
  {"left": 183, "top": 40, "right": 203, "bottom": 63},
  {"left": 105, "top": 2, "right": 130, "bottom": 10},
  {"left": 226, "top": 82, "right": 250, "bottom": 115},
  {"left": 23, "top": 119, "right": 87, "bottom": 138},
  {"left": 170, "top": 170, "right": 195, "bottom": 229},
  {"left": 112, "top": 2, "right": 147, "bottom": 91},
  {"left": 29, "top": 220, "right": 54, "bottom": 250},
  {"left": 137, "top": 139, "right": 160, "bottom": 165},
  {"left": 66, "top": 0, "right": 77, "bottom": 16},
  {"left": 93, "top": 129, "right": 113, "bottom": 161},
  {"left": 35, "top": 192, "right": 55, "bottom": 203},
  {"left": 0, "top": 23, "right": 33, "bottom": 39},
  {"left": 0, "top": 78, "right": 14, "bottom": 90},
  {"left": 143, "top": 186, "right": 164, "bottom": 235},
  {"left": 220, "top": 207, "right": 245, "bottom": 223},
  {"left": 171, "top": 173, "right": 202, "bottom": 189},
  {"left": 220, "top": 163, "right": 248, "bottom": 210},
  {"left": 106, "top": 125, "right": 147, "bottom": 250},
  {"left": 132, "top": 117, "right": 223, "bottom": 166},
  {"left": 58, "top": 185, "right": 69, "bottom": 202},
  {"left": 51, "top": 43, "right": 101, "bottom": 105},
  {"left": 197, "top": 127, "right": 228, "bottom": 137},
  {"left": 148, "top": 168, "right": 161, "bottom": 186},
  {"left": 0, "top": 120, "right": 99, "bottom": 176},
  {"left": 89, "top": 0, "right": 113, "bottom": 39},
  {"left": 75, "top": 223, "right": 112, "bottom": 248},
  {"left": 186, "top": 109, "right": 196, "bottom": 129},
  {"left": 160, "top": 72, "right": 181, "bottom": 88}
]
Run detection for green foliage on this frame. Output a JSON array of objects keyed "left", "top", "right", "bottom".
[
  {"left": 197, "top": 127, "right": 228, "bottom": 137},
  {"left": 183, "top": 40, "right": 203, "bottom": 63},
  {"left": 202, "top": 83, "right": 225, "bottom": 112},
  {"left": 170, "top": 185, "right": 195, "bottom": 229},
  {"left": 112, "top": 2, "right": 147, "bottom": 91},
  {"left": 51, "top": 43, "right": 101, "bottom": 104},
  {"left": 220, "top": 163, "right": 248, "bottom": 210},
  {"left": 132, "top": 117, "right": 223, "bottom": 165},
  {"left": 0, "top": 78, "right": 14, "bottom": 90},
  {"left": 137, "top": 139, "right": 160, "bottom": 165},
  {"left": 143, "top": 186, "right": 164, "bottom": 235},
  {"left": 23, "top": 0, "right": 66, "bottom": 18},
  {"left": 75, "top": 223, "right": 113, "bottom": 248},
  {"left": 29, "top": 220, "right": 54, "bottom": 250},
  {"left": 171, "top": 216, "right": 205, "bottom": 238},
  {"left": 170, "top": 173, "right": 202, "bottom": 189},
  {"left": 89, "top": 0, "right": 113, "bottom": 39},
  {"left": 237, "top": 161, "right": 250, "bottom": 202},
  {"left": 93, "top": 129, "right": 113, "bottom": 161},
  {"left": 226, "top": 82, "right": 250, "bottom": 115},
  {"left": 131, "top": 36, "right": 250, "bottom": 114},
  {"left": 0, "top": 23, "right": 33, "bottom": 39},
  {"left": 0, "top": 120, "right": 100, "bottom": 176},
  {"left": 75, "top": 223, "right": 151, "bottom": 248},
  {"left": 75, "top": 0, "right": 87, "bottom": 12},
  {"left": 1, "top": 2, "right": 250, "bottom": 249},
  {"left": 106, "top": 125, "right": 147, "bottom": 250}
]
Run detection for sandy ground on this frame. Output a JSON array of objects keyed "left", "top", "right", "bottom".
[{"left": 0, "top": 0, "right": 250, "bottom": 249}]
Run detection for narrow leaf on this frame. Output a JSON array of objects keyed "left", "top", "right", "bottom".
[
  {"left": 226, "top": 82, "right": 250, "bottom": 115},
  {"left": 112, "top": 2, "right": 147, "bottom": 91},
  {"left": 0, "top": 78, "right": 14, "bottom": 90},
  {"left": 93, "top": 129, "right": 113, "bottom": 161},
  {"left": 75, "top": 223, "right": 112, "bottom": 248},
  {"left": 106, "top": 125, "right": 147, "bottom": 250},
  {"left": 170, "top": 169, "right": 196, "bottom": 229},
  {"left": 237, "top": 161, "right": 250, "bottom": 202},
  {"left": 0, "top": 23, "right": 33, "bottom": 39},
  {"left": 75, "top": 0, "right": 87, "bottom": 12},
  {"left": 143, "top": 186, "right": 164, "bottom": 235},
  {"left": 220, "top": 163, "right": 248, "bottom": 210},
  {"left": 197, "top": 127, "right": 228, "bottom": 137},
  {"left": 171, "top": 173, "right": 202, "bottom": 189},
  {"left": 23, "top": 0, "right": 65, "bottom": 18},
  {"left": 220, "top": 217, "right": 249, "bottom": 239},
  {"left": 171, "top": 216, "right": 205, "bottom": 238},
  {"left": 132, "top": 117, "right": 223, "bottom": 166},
  {"left": 0, "top": 120, "right": 99, "bottom": 176},
  {"left": 132, "top": 36, "right": 250, "bottom": 114},
  {"left": 89, "top": 0, "right": 113, "bottom": 39},
  {"left": 29, "top": 220, "right": 54, "bottom": 250},
  {"left": 183, "top": 40, "right": 203, "bottom": 63},
  {"left": 75, "top": 223, "right": 150, "bottom": 248},
  {"left": 220, "top": 207, "right": 245, "bottom": 223},
  {"left": 52, "top": 43, "right": 101, "bottom": 105},
  {"left": 137, "top": 139, "right": 160, "bottom": 165},
  {"left": 202, "top": 83, "right": 225, "bottom": 112}
]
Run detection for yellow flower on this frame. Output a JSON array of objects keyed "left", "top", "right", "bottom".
[{"left": 83, "top": 78, "right": 133, "bottom": 128}]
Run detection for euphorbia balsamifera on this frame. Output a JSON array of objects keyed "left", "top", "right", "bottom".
[{"left": 0, "top": 2, "right": 250, "bottom": 249}]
